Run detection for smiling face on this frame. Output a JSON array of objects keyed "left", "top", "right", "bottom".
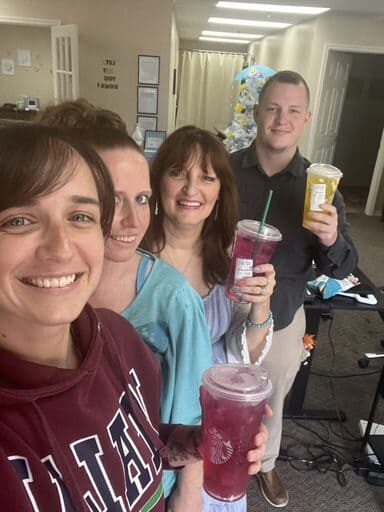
[
  {"left": 254, "top": 80, "right": 311, "bottom": 157},
  {"left": 159, "top": 149, "right": 221, "bottom": 232},
  {"left": 99, "top": 147, "right": 151, "bottom": 263},
  {"left": 0, "top": 159, "right": 105, "bottom": 335}
]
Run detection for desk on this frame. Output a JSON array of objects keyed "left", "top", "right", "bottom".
[
  {"left": 284, "top": 267, "right": 384, "bottom": 419},
  {"left": 0, "top": 108, "right": 37, "bottom": 121}
]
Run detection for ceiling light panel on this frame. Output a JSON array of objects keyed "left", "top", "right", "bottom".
[
  {"left": 199, "top": 36, "right": 251, "bottom": 43},
  {"left": 216, "top": 2, "right": 330, "bottom": 15},
  {"left": 202, "top": 30, "right": 263, "bottom": 39},
  {"left": 209, "top": 17, "right": 290, "bottom": 28}
]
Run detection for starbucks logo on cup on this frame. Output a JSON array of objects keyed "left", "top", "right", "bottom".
[{"left": 207, "top": 427, "right": 234, "bottom": 464}]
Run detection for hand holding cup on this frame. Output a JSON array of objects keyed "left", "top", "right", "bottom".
[
  {"left": 234, "top": 263, "right": 275, "bottom": 304},
  {"left": 200, "top": 364, "right": 272, "bottom": 501},
  {"left": 303, "top": 203, "right": 338, "bottom": 247},
  {"left": 246, "top": 404, "right": 272, "bottom": 475},
  {"left": 226, "top": 220, "right": 282, "bottom": 303}
]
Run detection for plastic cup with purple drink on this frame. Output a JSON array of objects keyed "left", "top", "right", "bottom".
[
  {"left": 226, "top": 219, "right": 282, "bottom": 302},
  {"left": 200, "top": 364, "right": 272, "bottom": 501}
]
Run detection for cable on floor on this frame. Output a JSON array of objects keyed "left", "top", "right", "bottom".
[{"left": 280, "top": 309, "right": 381, "bottom": 485}]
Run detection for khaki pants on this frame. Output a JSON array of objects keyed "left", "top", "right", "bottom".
[{"left": 261, "top": 306, "right": 306, "bottom": 472}]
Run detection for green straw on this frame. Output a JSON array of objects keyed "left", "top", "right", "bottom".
[{"left": 258, "top": 189, "right": 273, "bottom": 235}]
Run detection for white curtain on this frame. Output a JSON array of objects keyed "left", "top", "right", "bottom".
[{"left": 176, "top": 50, "right": 244, "bottom": 133}]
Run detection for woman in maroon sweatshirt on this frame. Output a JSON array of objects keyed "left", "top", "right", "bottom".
[{"left": 0, "top": 124, "right": 266, "bottom": 511}]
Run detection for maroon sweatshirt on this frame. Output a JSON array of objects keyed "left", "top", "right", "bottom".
[{"left": 0, "top": 305, "right": 167, "bottom": 511}]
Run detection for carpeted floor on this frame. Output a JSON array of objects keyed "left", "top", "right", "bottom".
[{"left": 247, "top": 212, "right": 384, "bottom": 511}]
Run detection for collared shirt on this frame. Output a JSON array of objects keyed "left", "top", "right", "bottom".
[{"left": 230, "top": 142, "right": 358, "bottom": 330}]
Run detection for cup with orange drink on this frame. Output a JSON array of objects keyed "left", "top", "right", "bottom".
[{"left": 303, "top": 163, "right": 343, "bottom": 228}]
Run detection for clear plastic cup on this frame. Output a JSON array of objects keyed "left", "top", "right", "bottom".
[
  {"left": 200, "top": 364, "right": 272, "bottom": 501},
  {"left": 303, "top": 163, "right": 343, "bottom": 226},
  {"left": 225, "top": 219, "right": 282, "bottom": 303}
]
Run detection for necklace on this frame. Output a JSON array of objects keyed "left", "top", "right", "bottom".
[{"left": 161, "top": 245, "right": 197, "bottom": 277}]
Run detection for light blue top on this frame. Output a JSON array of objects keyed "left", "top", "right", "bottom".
[
  {"left": 203, "top": 283, "right": 232, "bottom": 364},
  {"left": 121, "top": 249, "right": 212, "bottom": 497}
]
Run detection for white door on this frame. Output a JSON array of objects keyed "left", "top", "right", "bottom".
[
  {"left": 51, "top": 24, "right": 79, "bottom": 103},
  {"left": 311, "top": 51, "right": 352, "bottom": 163}
]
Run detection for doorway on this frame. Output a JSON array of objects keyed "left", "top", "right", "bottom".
[
  {"left": 0, "top": 17, "right": 79, "bottom": 109},
  {"left": 308, "top": 44, "right": 384, "bottom": 216},
  {"left": 333, "top": 53, "right": 384, "bottom": 214}
]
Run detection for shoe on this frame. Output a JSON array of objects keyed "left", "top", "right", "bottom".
[{"left": 256, "top": 468, "right": 289, "bottom": 508}]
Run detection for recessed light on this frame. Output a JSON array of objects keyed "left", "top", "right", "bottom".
[
  {"left": 202, "top": 30, "right": 263, "bottom": 39},
  {"left": 216, "top": 2, "right": 330, "bottom": 15},
  {"left": 199, "top": 36, "right": 251, "bottom": 44},
  {"left": 208, "top": 17, "right": 291, "bottom": 28}
]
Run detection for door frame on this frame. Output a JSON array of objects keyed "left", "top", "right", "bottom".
[
  {"left": 308, "top": 43, "right": 384, "bottom": 215},
  {"left": 366, "top": 128, "right": 384, "bottom": 215},
  {"left": 0, "top": 15, "right": 61, "bottom": 108}
]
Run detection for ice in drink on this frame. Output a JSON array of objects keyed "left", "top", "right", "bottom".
[
  {"left": 200, "top": 364, "right": 272, "bottom": 501},
  {"left": 303, "top": 163, "right": 343, "bottom": 226},
  {"left": 226, "top": 219, "right": 282, "bottom": 302}
]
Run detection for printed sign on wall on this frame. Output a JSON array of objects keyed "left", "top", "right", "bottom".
[{"left": 97, "top": 58, "right": 119, "bottom": 90}]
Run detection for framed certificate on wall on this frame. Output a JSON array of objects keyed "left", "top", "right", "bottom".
[
  {"left": 137, "top": 115, "right": 157, "bottom": 131},
  {"left": 138, "top": 55, "right": 160, "bottom": 85},
  {"left": 137, "top": 86, "right": 158, "bottom": 115}
]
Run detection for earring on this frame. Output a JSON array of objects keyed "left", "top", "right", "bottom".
[
  {"left": 214, "top": 201, "right": 219, "bottom": 221},
  {"left": 154, "top": 200, "right": 159, "bottom": 216}
]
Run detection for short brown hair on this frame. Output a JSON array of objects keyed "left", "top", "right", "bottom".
[
  {"left": 0, "top": 124, "right": 115, "bottom": 237},
  {"left": 37, "top": 98, "right": 142, "bottom": 153},
  {"left": 258, "top": 70, "right": 310, "bottom": 106},
  {"left": 142, "top": 125, "right": 239, "bottom": 286}
]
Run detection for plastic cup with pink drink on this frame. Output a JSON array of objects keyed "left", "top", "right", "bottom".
[
  {"left": 200, "top": 364, "right": 272, "bottom": 501},
  {"left": 225, "top": 219, "right": 282, "bottom": 303}
]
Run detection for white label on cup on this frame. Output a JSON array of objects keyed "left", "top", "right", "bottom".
[
  {"left": 235, "top": 258, "right": 253, "bottom": 280},
  {"left": 310, "top": 183, "right": 326, "bottom": 211}
]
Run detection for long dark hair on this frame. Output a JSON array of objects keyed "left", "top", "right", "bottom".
[{"left": 142, "top": 125, "right": 239, "bottom": 287}]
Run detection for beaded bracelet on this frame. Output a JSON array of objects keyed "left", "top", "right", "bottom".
[{"left": 245, "top": 310, "right": 273, "bottom": 329}]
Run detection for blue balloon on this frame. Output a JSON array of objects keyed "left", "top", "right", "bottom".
[{"left": 234, "top": 64, "right": 275, "bottom": 81}]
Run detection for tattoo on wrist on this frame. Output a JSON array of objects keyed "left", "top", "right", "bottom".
[{"left": 167, "top": 427, "right": 202, "bottom": 466}]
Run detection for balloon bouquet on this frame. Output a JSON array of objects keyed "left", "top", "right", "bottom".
[{"left": 224, "top": 65, "right": 275, "bottom": 153}]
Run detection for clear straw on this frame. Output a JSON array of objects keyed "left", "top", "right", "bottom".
[{"left": 258, "top": 189, "right": 273, "bottom": 235}]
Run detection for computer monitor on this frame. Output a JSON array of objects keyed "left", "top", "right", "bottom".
[{"left": 23, "top": 97, "right": 40, "bottom": 111}]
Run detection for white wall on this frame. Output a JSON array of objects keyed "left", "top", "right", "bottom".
[
  {"left": 0, "top": 24, "right": 53, "bottom": 107},
  {"left": 0, "top": 0, "right": 176, "bottom": 133}
]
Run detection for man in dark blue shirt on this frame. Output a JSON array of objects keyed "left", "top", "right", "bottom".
[{"left": 230, "top": 70, "right": 358, "bottom": 507}]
